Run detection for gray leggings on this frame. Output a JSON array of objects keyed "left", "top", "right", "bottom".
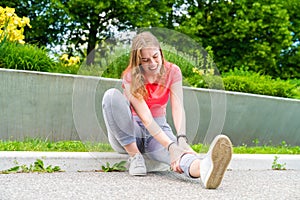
[{"left": 102, "top": 88, "right": 198, "bottom": 177}]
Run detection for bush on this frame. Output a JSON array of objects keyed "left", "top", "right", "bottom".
[
  {"left": 101, "top": 53, "right": 130, "bottom": 78},
  {"left": 97, "top": 44, "right": 217, "bottom": 77},
  {"left": 0, "top": 41, "right": 55, "bottom": 72},
  {"left": 222, "top": 68, "right": 300, "bottom": 99},
  {"left": 99, "top": 49, "right": 209, "bottom": 79},
  {"left": 50, "top": 62, "right": 79, "bottom": 75}
]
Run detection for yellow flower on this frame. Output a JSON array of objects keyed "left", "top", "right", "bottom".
[
  {"left": 5, "top": 7, "right": 15, "bottom": 17},
  {"left": 22, "top": 16, "right": 31, "bottom": 28},
  {"left": 60, "top": 54, "right": 80, "bottom": 66},
  {"left": 207, "top": 68, "right": 215, "bottom": 75},
  {"left": 60, "top": 54, "right": 69, "bottom": 61},
  {"left": 192, "top": 67, "right": 205, "bottom": 76},
  {"left": 199, "top": 69, "right": 205, "bottom": 75},
  {"left": 68, "top": 56, "right": 80, "bottom": 65},
  {"left": 0, "top": 6, "right": 31, "bottom": 44},
  {"left": 18, "top": 39, "right": 25, "bottom": 44},
  {"left": 192, "top": 67, "right": 197, "bottom": 73}
]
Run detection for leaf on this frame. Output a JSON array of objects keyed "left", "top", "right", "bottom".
[
  {"left": 7, "top": 166, "right": 20, "bottom": 173},
  {"left": 34, "top": 159, "right": 44, "bottom": 169},
  {"left": 52, "top": 166, "right": 61, "bottom": 172}
]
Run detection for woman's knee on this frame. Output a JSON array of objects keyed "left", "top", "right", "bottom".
[
  {"left": 102, "top": 88, "right": 128, "bottom": 110},
  {"left": 103, "top": 88, "right": 122, "bottom": 105}
]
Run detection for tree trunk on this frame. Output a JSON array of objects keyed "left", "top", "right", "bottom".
[{"left": 86, "top": 24, "right": 97, "bottom": 65}]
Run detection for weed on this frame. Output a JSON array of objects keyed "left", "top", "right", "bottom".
[
  {"left": 272, "top": 156, "right": 286, "bottom": 170},
  {"left": 0, "top": 159, "right": 63, "bottom": 174},
  {"left": 252, "top": 138, "right": 260, "bottom": 146},
  {"left": 100, "top": 161, "right": 127, "bottom": 172}
]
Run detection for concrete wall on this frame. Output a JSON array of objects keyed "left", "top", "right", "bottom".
[{"left": 1, "top": 68, "right": 299, "bottom": 146}]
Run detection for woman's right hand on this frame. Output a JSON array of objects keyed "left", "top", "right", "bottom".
[
  {"left": 168, "top": 142, "right": 187, "bottom": 173},
  {"left": 168, "top": 141, "right": 197, "bottom": 173}
]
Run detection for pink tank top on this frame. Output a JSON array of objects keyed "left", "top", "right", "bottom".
[{"left": 122, "top": 61, "right": 182, "bottom": 117}]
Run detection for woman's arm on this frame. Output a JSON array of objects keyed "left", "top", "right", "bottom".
[
  {"left": 170, "top": 81, "right": 195, "bottom": 152},
  {"left": 170, "top": 81, "right": 186, "bottom": 136},
  {"left": 123, "top": 83, "right": 173, "bottom": 148}
]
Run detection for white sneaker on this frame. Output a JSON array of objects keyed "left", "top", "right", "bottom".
[
  {"left": 200, "top": 135, "right": 232, "bottom": 189},
  {"left": 128, "top": 153, "right": 147, "bottom": 176}
]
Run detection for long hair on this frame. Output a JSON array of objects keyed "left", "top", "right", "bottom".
[{"left": 122, "top": 32, "right": 165, "bottom": 99}]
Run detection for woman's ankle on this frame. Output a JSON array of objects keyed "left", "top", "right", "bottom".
[
  {"left": 179, "top": 153, "right": 200, "bottom": 178},
  {"left": 189, "top": 159, "right": 200, "bottom": 178}
]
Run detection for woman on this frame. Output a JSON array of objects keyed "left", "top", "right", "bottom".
[{"left": 102, "top": 31, "right": 232, "bottom": 189}]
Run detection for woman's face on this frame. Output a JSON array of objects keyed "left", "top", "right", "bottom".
[{"left": 140, "top": 47, "right": 162, "bottom": 76}]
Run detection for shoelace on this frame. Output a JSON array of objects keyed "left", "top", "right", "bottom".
[{"left": 132, "top": 155, "right": 144, "bottom": 167}]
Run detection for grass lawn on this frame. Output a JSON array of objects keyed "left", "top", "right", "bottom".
[{"left": 0, "top": 138, "right": 299, "bottom": 154}]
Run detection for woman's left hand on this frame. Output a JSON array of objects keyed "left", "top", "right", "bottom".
[{"left": 177, "top": 135, "right": 195, "bottom": 152}]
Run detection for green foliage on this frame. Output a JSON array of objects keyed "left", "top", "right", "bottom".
[
  {"left": 222, "top": 68, "right": 299, "bottom": 98},
  {"left": 272, "top": 156, "right": 286, "bottom": 170},
  {"left": 178, "top": 0, "right": 299, "bottom": 79},
  {"left": 50, "top": 62, "right": 80, "bottom": 75},
  {"left": 2, "top": 1, "right": 299, "bottom": 78},
  {"left": 97, "top": 44, "right": 226, "bottom": 90},
  {"left": 0, "top": 41, "right": 55, "bottom": 71},
  {"left": 101, "top": 161, "right": 127, "bottom": 172},
  {"left": 101, "top": 53, "right": 130, "bottom": 78},
  {"left": 193, "top": 139, "right": 300, "bottom": 155},
  {"left": 0, "top": 40, "right": 80, "bottom": 74},
  {"left": 288, "top": 79, "right": 300, "bottom": 99},
  {"left": 0, "top": 159, "right": 62, "bottom": 174},
  {"left": 233, "top": 141, "right": 300, "bottom": 154},
  {"left": 0, "top": 138, "right": 114, "bottom": 152},
  {"left": 2, "top": 0, "right": 175, "bottom": 64},
  {"left": 279, "top": 0, "right": 300, "bottom": 79},
  {"left": 191, "top": 143, "right": 209, "bottom": 154},
  {"left": 1, "top": 138, "right": 299, "bottom": 154}
]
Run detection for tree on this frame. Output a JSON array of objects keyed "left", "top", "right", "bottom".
[
  {"left": 1, "top": 0, "right": 177, "bottom": 65},
  {"left": 279, "top": 0, "right": 300, "bottom": 79},
  {"left": 0, "top": 0, "right": 68, "bottom": 47},
  {"left": 177, "top": 0, "right": 296, "bottom": 78}
]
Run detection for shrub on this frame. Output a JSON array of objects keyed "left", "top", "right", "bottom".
[
  {"left": 102, "top": 53, "right": 129, "bottom": 78},
  {"left": 98, "top": 44, "right": 217, "bottom": 79},
  {"left": 222, "top": 68, "right": 299, "bottom": 98},
  {"left": 50, "top": 54, "right": 81, "bottom": 74},
  {"left": 0, "top": 41, "right": 56, "bottom": 72}
]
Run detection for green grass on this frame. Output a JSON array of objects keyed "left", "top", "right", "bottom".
[
  {"left": 0, "top": 138, "right": 299, "bottom": 154},
  {"left": 192, "top": 142, "right": 300, "bottom": 154},
  {"left": 0, "top": 138, "right": 114, "bottom": 152}
]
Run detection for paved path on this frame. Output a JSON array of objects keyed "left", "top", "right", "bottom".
[
  {"left": 1, "top": 152, "right": 300, "bottom": 172},
  {"left": 1, "top": 170, "right": 299, "bottom": 200}
]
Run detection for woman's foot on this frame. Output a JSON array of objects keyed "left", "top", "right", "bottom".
[
  {"left": 128, "top": 153, "right": 147, "bottom": 176},
  {"left": 200, "top": 135, "right": 233, "bottom": 189}
]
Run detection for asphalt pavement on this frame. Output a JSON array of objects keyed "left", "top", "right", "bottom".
[
  {"left": 1, "top": 152, "right": 300, "bottom": 200},
  {"left": 1, "top": 170, "right": 299, "bottom": 200}
]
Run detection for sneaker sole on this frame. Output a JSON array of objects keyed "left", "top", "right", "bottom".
[
  {"left": 129, "top": 170, "right": 147, "bottom": 176},
  {"left": 129, "top": 173, "right": 147, "bottom": 176},
  {"left": 205, "top": 135, "right": 232, "bottom": 189}
]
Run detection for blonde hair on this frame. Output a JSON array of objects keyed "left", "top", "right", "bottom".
[{"left": 122, "top": 32, "right": 165, "bottom": 99}]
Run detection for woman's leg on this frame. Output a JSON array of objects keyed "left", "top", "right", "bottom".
[
  {"left": 146, "top": 135, "right": 200, "bottom": 178},
  {"left": 143, "top": 117, "right": 200, "bottom": 178},
  {"left": 102, "top": 88, "right": 144, "bottom": 156}
]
